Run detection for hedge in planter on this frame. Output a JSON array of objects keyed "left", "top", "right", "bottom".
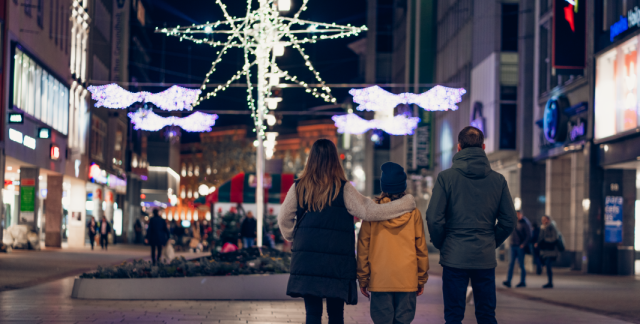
[{"left": 80, "top": 247, "right": 290, "bottom": 279}]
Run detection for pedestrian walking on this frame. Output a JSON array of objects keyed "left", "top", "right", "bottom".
[
  {"left": 425, "top": 126, "right": 517, "bottom": 324},
  {"left": 240, "top": 211, "right": 257, "bottom": 248},
  {"left": 535, "top": 215, "right": 560, "bottom": 289},
  {"left": 278, "top": 139, "right": 416, "bottom": 324},
  {"left": 357, "top": 162, "right": 429, "bottom": 324},
  {"left": 531, "top": 222, "right": 543, "bottom": 275},
  {"left": 503, "top": 211, "right": 532, "bottom": 288},
  {"left": 134, "top": 219, "right": 143, "bottom": 244},
  {"left": 87, "top": 217, "right": 98, "bottom": 250},
  {"left": 146, "top": 209, "right": 170, "bottom": 265},
  {"left": 99, "top": 216, "right": 111, "bottom": 250}
]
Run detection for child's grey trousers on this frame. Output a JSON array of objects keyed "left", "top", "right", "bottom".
[{"left": 370, "top": 292, "right": 417, "bottom": 324}]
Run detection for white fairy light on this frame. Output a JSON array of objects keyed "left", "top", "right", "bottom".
[
  {"left": 336, "top": 85, "right": 466, "bottom": 135},
  {"left": 88, "top": 83, "right": 201, "bottom": 111},
  {"left": 128, "top": 110, "right": 218, "bottom": 132},
  {"left": 349, "top": 85, "right": 466, "bottom": 112},
  {"left": 278, "top": 0, "right": 291, "bottom": 11}
]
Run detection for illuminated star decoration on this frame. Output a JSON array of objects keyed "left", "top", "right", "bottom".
[
  {"left": 156, "top": 0, "right": 367, "bottom": 139},
  {"left": 128, "top": 110, "right": 219, "bottom": 132},
  {"left": 333, "top": 85, "right": 466, "bottom": 135},
  {"left": 88, "top": 83, "right": 201, "bottom": 111}
]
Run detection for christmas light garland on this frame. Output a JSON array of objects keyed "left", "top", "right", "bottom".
[
  {"left": 349, "top": 85, "right": 466, "bottom": 112},
  {"left": 156, "top": 0, "right": 366, "bottom": 138},
  {"left": 332, "top": 113, "right": 420, "bottom": 135},
  {"left": 335, "top": 85, "right": 466, "bottom": 135},
  {"left": 128, "top": 110, "right": 218, "bottom": 132},
  {"left": 88, "top": 83, "right": 201, "bottom": 111}
]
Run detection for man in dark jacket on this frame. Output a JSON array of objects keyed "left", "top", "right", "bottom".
[
  {"left": 146, "top": 209, "right": 170, "bottom": 265},
  {"left": 426, "top": 126, "right": 517, "bottom": 324},
  {"left": 240, "top": 211, "right": 257, "bottom": 248},
  {"left": 503, "top": 211, "right": 532, "bottom": 288}
]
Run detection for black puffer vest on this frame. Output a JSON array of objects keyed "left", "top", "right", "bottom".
[{"left": 286, "top": 181, "right": 358, "bottom": 305}]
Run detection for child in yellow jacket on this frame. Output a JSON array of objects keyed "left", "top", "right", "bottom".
[{"left": 357, "top": 162, "right": 429, "bottom": 324}]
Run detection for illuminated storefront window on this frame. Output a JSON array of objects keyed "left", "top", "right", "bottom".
[
  {"left": 12, "top": 47, "right": 69, "bottom": 135},
  {"left": 595, "top": 36, "right": 640, "bottom": 140}
]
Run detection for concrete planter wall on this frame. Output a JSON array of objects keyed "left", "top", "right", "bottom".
[{"left": 71, "top": 273, "right": 290, "bottom": 300}]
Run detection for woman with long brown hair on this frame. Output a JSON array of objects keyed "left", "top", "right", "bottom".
[{"left": 278, "top": 139, "right": 416, "bottom": 324}]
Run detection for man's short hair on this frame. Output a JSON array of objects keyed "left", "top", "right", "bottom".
[{"left": 458, "top": 126, "right": 485, "bottom": 149}]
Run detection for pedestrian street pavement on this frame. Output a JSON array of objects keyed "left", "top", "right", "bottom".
[{"left": 0, "top": 274, "right": 632, "bottom": 324}]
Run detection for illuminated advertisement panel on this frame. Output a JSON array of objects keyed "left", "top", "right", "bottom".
[
  {"left": 553, "top": 0, "right": 586, "bottom": 69},
  {"left": 595, "top": 36, "right": 640, "bottom": 140}
]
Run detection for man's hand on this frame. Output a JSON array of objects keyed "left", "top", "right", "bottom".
[
  {"left": 534, "top": 243, "right": 538, "bottom": 248},
  {"left": 145, "top": 239, "right": 148, "bottom": 244},
  {"left": 360, "top": 287, "right": 370, "bottom": 298},
  {"left": 417, "top": 286, "right": 424, "bottom": 296},
  {"left": 520, "top": 244, "right": 525, "bottom": 249}
]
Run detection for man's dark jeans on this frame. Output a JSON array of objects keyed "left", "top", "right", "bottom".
[
  {"left": 443, "top": 266, "right": 497, "bottom": 324},
  {"left": 506, "top": 245, "right": 526, "bottom": 284},
  {"left": 303, "top": 296, "right": 344, "bottom": 324}
]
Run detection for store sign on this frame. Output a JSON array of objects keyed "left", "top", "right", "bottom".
[
  {"left": 569, "top": 119, "right": 586, "bottom": 141},
  {"left": 8, "top": 113, "right": 23, "bottom": 124},
  {"left": 38, "top": 128, "right": 51, "bottom": 139},
  {"left": 610, "top": 7, "right": 640, "bottom": 42},
  {"left": 50, "top": 145, "right": 60, "bottom": 160},
  {"left": 604, "top": 196, "right": 623, "bottom": 243},
  {"left": 543, "top": 96, "right": 569, "bottom": 143},
  {"left": 89, "top": 164, "right": 127, "bottom": 194},
  {"left": 553, "top": 0, "right": 586, "bottom": 69},
  {"left": 594, "top": 35, "right": 640, "bottom": 140},
  {"left": 470, "top": 102, "right": 486, "bottom": 137}
]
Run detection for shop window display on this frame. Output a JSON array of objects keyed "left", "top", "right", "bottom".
[{"left": 12, "top": 47, "right": 69, "bottom": 135}]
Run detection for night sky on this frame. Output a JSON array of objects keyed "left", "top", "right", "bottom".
[{"left": 141, "top": 0, "right": 367, "bottom": 142}]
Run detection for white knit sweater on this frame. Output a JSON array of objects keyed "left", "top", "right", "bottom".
[{"left": 277, "top": 182, "right": 416, "bottom": 241}]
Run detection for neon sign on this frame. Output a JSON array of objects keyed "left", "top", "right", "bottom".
[
  {"left": 610, "top": 7, "right": 640, "bottom": 42},
  {"left": 89, "top": 163, "right": 127, "bottom": 194}
]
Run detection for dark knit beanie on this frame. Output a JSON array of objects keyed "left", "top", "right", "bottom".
[{"left": 380, "top": 162, "right": 407, "bottom": 194}]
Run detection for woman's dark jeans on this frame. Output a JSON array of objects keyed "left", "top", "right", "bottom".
[{"left": 303, "top": 296, "right": 344, "bottom": 324}]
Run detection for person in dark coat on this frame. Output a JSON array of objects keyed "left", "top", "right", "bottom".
[
  {"left": 531, "top": 222, "right": 543, "bottom": 275},
  {"left": 278, "top": 139, "right": 417, "bottom": 324},
  {"left": 240, "top": 211, "right": 257, "bottom": 248},
  {"left": 503, "top": 211, "right": 532, "bottom": 288},
  {"left": 535, "top": 215, "right": 560, "bottom": 288},
  {"left": 134, "top": 219, "right": 143, "bottom": 244},
  {"left": 99, "top": 216, "right": 111, "bottom": 250},
  {"left": 426, "top": 126, "right": 517, "bottom": 324},
  {"left": 146, "top": 209, "right": 170, "bottom": 265},
  {"left": 87, "top": 217, "right": 98, "bottom": 250}
]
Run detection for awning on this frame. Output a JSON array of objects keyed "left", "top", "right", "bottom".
[{"left": 205, "top": 173, "right": 295, "bottom": 204}]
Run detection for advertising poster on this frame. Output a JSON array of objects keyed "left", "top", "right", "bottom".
[
  {"left": 595, "top": 36, "right": 640, "bottom": 140},
  {"left": 604, "top": 196, "right": 623, "bottom": 243}
]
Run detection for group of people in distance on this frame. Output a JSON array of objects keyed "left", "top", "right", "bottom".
[{"left": 278, "top": 126, "right": 564, "bottom": 324}]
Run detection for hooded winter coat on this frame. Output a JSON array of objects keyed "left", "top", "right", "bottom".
[
  {"left": 426, "top": 147, "right": 517, "bottom": 269},
  {"left": 356, "top": 197, "right": 429, "bottom": 292}
]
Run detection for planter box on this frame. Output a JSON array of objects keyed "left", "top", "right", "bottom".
[{"left": 71, "top": 273, "right": 291, "bottom": 300}]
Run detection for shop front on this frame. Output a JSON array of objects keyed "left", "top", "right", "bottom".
[
  {"left": 533, "top": 93, "right": 590, "bottom": 269},
  {"left": 87, "top": 163, "right": 127, "bottom": 243},
  {"left": 2, "top": 44, "right": 90, "bottom": 249},
  {"left": 593, "top": 31, "right": 640, "bottom": 275}
]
